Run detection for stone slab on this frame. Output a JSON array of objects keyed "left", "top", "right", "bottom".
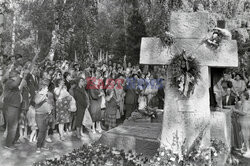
[
  {"left": 170, "top": 12, "right": 209, "bottom": 39},
  {"left": 97, "top": 122, "right": 162, "bottom": 157},
  {"left": 140, "top": 38, "right": 238, "bottom": 67},
  {"left": 211, "top": 110, "right": 231, "bottom": 148},
  {"left": 160, "top": 66, "right": 210, "bottom": 152},
  {"left": 211, "top": 109, "right": 231, "bottom": 166}
]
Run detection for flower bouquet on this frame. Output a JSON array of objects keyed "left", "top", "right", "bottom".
[
  {"left": 157, "top": 31, "right": 174, "bottom": 46},
  {"left": 33, "top": 144, "right": 148, "bottom": 166}
]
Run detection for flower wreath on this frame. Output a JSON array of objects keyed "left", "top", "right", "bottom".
[
  {"left": 157, "top": 31, "right": 174, "bottom": 46},
  {"left": 203, "top": 31, "right": 222, "bottom": 50},
  {"left": 169, "top": 50, "right": 201, "bottom": 98},
  {"left": 203, "top": 28, "right": 231, "bottom": 50}
]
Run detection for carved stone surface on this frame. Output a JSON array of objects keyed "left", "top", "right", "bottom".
[
  {"left": 211, "top": 110, "right": 232, "bottom": 166},
  {"left": 170, "top": 12, "right": 209, "bottom": 39},
  {"left": 98, "top": 122, "right": 161, "bottom": 156},
  {"left": 140, "top": 38, "right": 238, "bottom": 67},
  {"left": 211, "top": 110, "right": 231, "bottom": 148},
  {"left": 160, "top": 67, "right": 210, "bottom": 151}
]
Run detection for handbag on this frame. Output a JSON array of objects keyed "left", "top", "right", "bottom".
[
  {"left": 69, "top": 96, "right": 77, "bottom": 112},
  {"left": 82, "top": 108, "right": 93, "bottom": 129},
  {"left": 0, "top": 110, "right": 4, "bottom": 126}
]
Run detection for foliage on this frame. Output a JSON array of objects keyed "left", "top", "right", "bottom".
[
  {"left": 33, "top": 144, "right": 148, "bottom": 166},
  {"left": 1, "top": 0, "right": 249, "bottom": 67},
  {"left": 140, "top": 0, "right": 170, "bottom": 36},
  {"left": 149, "top": 124, "right": 229, "bottom": 166},
  {"left": 149, "top": 139, "right": 229, "bottom": 166},
  {"left": 33, "top": 138, "right": 230, "bottom": 166},
  {"left": 126, "top": 8, "right": 147, "bottom": 65}
]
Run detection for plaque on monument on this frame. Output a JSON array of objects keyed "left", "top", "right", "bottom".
[{"left": 177, "top": 99, "right": 196, "bottom": 112}]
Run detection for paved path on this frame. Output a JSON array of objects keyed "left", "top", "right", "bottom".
[{"left": 0, "top": 131, "right": 101, "bottom": 166}]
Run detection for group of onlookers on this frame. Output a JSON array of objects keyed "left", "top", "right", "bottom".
[
  {"left": 213, "top": 71, "right": 250, "bottom": 158},
  {"left": 0, "top": 53, "right": 165, "bottom": 153}
]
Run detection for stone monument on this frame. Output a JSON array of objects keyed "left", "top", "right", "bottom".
[{"left": 140, "top": 12, "right": 238, "bottom": 154}]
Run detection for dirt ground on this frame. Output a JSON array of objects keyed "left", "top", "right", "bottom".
[{"left": 0, "top": 130, "right": 101, "bottom": 166}]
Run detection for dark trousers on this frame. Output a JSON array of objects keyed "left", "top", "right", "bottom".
[
  {"left": 125, "top": 104, "right": 137, "bottom": 118},
  {"left": 231, "top": 112, "right": 243, "bottom": 149},
  {"left": 6, "top": 106, "right": 20, "bottom": 147},
  {"left": 1, "top": 104, "right": 7, "bottom": 129},
  {"left": 35, "top": 114, "right": 49, "bottom": 148}
]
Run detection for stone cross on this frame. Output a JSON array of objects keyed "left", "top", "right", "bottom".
[{"left": 140, "top": 12, "right": 238, "bottom": 153}]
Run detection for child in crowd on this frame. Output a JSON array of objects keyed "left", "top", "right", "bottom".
[{"left": 27, "top": 105, "right": 37, "bottom": 143}]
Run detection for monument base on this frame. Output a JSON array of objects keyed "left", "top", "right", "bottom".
[
  {"left": 211, "top": 109, "right": 232, "bottom": 166},
  {"left": 211, "top": 109, "right": 231, "bottom": 148},
  {"left": 97, "top": 122, "right": 162, "bottom": 157}
]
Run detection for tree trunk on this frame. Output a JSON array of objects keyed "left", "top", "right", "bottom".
[
  {"left": 48, "top": 0, "right": 59, "bottom": 61},
  {"left": 86, "top": 35, "right": 93, "bottom": 59},
  {"left": 11, "top": 9, "right": 16, "bottom": 56},
  {"left": 0, "top": 13, "right": 3, "bottom": 54}
]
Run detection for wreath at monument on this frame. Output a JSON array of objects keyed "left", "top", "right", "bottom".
[{"left": 169, "top": 50, "right": 201, "bottom": 98}]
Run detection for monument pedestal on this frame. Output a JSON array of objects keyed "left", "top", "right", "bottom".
[
  {"left": 211, "top": 109, "right": 232, "bottom": 166},
  {"left": 211, "top": 109, "right": 232, "bottom": 148},
  {"left": 97, "top": 122, "right": 162, "bottom": 157}
]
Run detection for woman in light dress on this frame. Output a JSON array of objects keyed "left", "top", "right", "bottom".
[
  {"left": 233, "top": 74, "right": 246, "bottom": 96},
  {"left": 237, "top": 91, "right": 250, "bottom": 157},
  {"left": 54, "top": 79, "right": 73, "bottom": 141},
  {"left": 114, "top": 75, "right": 126, "bottom": 118}
]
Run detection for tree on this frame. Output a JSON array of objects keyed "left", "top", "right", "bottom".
[{"left": 126, "top": 9, "right": 147, "bottom": 65}]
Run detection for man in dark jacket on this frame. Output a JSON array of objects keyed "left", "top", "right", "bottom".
[
  {"left": 26, "top": 66, "right": 39, "bottom": 106},
  {"left": 73, "top": 78, "right": 89, "bottom": 138},
  {"left": 222, "top": 88, "right": 236, "bottom": 106},
  {"left": 3, "top": 70, "right": 22, "bottom": 150}
]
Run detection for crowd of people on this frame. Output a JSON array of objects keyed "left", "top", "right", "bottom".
[
  {"left": 212, "top": 71, "right": 250, "bottom": 157},
  {"left": 0, "top": 53, "right": 165, "bottom": 153}
]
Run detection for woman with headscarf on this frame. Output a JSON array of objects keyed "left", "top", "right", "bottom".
[{"left": 105, "top": 83, "right": 118, "bottom": 130}]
